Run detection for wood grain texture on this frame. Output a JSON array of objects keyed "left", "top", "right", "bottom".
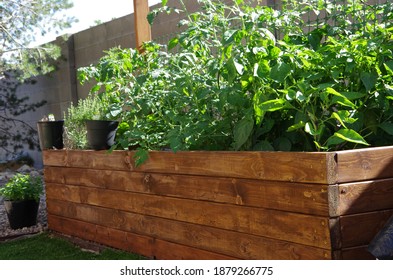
[
  {"left": 44, "top": 166, "right": 330, "bottom": 215},
  {"left": 47, "top": 199, "right": 331, "bottom": 259},
  {"left": 46, "top": 183, "right": 331, "bottom": 248},
  {"left": 336, "top": 179, "right": 393, "bottom": 215},
  {"left": 43, "top": 150, "right": 334, "bottom": 183},
  {"left": 48, "top": 215, "right": 237, "bottom": 260},
  {"left": 133, "top": 0, "right": 152, "bottom": 50},
  {"left": 43, "top": 148, "right": 393, "bottom": 259},
  {"left": 336, "top": 146, "right": 393, "bottom": 183}
]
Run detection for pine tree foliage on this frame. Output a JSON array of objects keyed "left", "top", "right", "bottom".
[{"left": 0, "top": 0, "right": 75, "bottom": 158}]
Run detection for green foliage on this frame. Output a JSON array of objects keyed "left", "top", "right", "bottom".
[
  {"left": 0, "top": 0, "right": 76, "bottom": 80},
  {"left": 63, "top": 94, "right": 110, "bottom": 149},
  {"left": 1, "top": 0, "right": 75, "bottom": 158},
  {"left": 78, "top": 0, "right": 393, "bottom": 164},
  {"left": 0, "top": 173, "right": 43, "bottom": 202}
]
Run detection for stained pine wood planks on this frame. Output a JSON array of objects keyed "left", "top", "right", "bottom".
[
  {"left": 43, "top": 150, "right": 336, "bottom": 183},
  {"left": 45, "top": 183, "right": 331, "bottom": 249},
  {"left": 47, "top": 200, "right": 331, "bottom": 260},
  {"left": 48, "top": 215, "right": 237, "bottom": 260},
  {"left": 44, "top": 166, "right": 330, "bottom": 215},
  {"left": 42, "top": 147, "right": 393, "bottom": 260},
  {"left": 335, "top": 179, "right": 393, "bottom": 215},
  {"left": 335, "top": 146, "right": 393, "bottom": 183}
]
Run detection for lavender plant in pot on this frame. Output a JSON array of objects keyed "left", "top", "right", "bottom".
[{"left": 0, "top": 173, "right": 43, "bottom": 229}]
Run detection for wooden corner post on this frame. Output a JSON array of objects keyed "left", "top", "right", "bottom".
[{"left": 133, "top": 0, "right": 152, "bottom": 52}]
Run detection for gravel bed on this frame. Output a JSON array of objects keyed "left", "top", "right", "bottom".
[{"left": 0, "top": 167, "right": 48, "bottom": 241}]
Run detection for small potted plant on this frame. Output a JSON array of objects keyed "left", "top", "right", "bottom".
[
  {"left": 37, "top": 114, "right": 64, "bottom": 150},
  {"left": 0, "top": 173, "right": 43, "bottom": 229},
  {"left": 64, "top": 95, "right": 118, "bottom": 150}
]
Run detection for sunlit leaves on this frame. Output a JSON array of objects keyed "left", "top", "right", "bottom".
[
  {"left": 270, "top": 61, "right": 291, "bottom": 83},
  {"left": 327, "top": 129, "right": 369, "bottom": 147},
  {"left": 77, "top": 0, "right": 393, "bottom": 163}
]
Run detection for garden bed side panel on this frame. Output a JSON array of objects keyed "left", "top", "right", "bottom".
[
  {"left": 333, "top": 147, "right": 393, "bottom": 259},
  {"left": 43, "top": 148, "right": 393, "bottom": 259},
  {"left": 43, "top": 150, "right": 333, "bottom": 260}
]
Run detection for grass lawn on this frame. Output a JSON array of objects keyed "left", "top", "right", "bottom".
[{"left": 0, "top": 233, "right": 145, "bottom": 260}]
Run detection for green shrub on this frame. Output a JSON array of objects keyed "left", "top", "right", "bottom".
[
  {"left": 63, "top": 94, "right": 111, "bottom": 149},
  {"left": 78, "top": 0, "right": 393, "bottom": 164}
]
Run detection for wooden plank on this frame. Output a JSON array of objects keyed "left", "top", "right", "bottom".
[
  {"left": 143, "top": 151, "right": 336, "bottom": 183},
  {"left": 43, "top": 150, "right": 335, "bottom": 183},
  {"left": 336, "top": 146, "right": 393, "bottom": 183},
  {"left": 47, "top": 199, "right": 332, "bottom": 259},
  {"left": 44, "top": 166, "right": 330, "bottom": 215},
  {"left": 43, "top": 150, "right": 130, "bottom": 170},
  {"left": 335, "top": 178, "right": 393, "bottom": 215},
  {"left": 48, "top": 215, "right": 235, "bottom": 260},
  {"left": 340, "top": 210, "right": 393, "bottom": 248},
  {"left": 133, "top": 0, "right": 152, "bottom": 51},
  {"left": 46, "top": 183, "right": 331, "bottom": 248},
  {"left": 48, "top": 213, "right": 152, "bottom": 258},
  {"left": 152, "top": 239, "right": 239, "bottom": 260}
]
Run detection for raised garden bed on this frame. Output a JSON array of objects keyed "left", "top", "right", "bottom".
[{"left": 42, "top": 147, "right": 393, "bottom": 259}]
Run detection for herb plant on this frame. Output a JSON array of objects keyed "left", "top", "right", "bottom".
[
  {"left": 63, "top": 94, "right": 110, "bottom": 149},
  {"left": 0, "top": 173, "right": 43, "bottom": 202},
  {"left": 77, "top": 0, "right": 393, "bottom": 164}
]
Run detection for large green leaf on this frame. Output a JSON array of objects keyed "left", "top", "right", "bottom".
[
  {"left": 258, "top": 98, "right": 288, "bottom": 112},
  {"left": 379, "top": 122, "right": 393, "bottom": 136},
  {"left": 341, "top": 91, "right": 365, "bottom": 100},
  {"left": 385, "top": 61, "right": 393, "bottom": 75},
  {"left": 254, "top": 60, "right": 270, "bottom": 77},
  {"left": 224, "top": 29, "right": 239, "bottom": 45},
  {"left": 360, "top": 72, "right": 378, "bottom": 92},
  {"left": 234, "top": 59, "right": 244, "bottom": 75},
  {"left": 327, "top": 129, "right": 369, "bottom": 146},
  {"left": 168, "top": 37, "right": 179, "bottom": 50},
  {"left": 270, "top": 61, "right": 291, "bottom": 83},
  {"left": 287, "top": 121, "right": 305, "bottom": 132},
  {"left": 326, "top": 87, "right": 356, "bottom": 108},
  {"left": 226, "top": 58, "right": 237, "bottom": 83},
  {"left": 331, "top": 112, "right": 347, "bottom": 128},
  {"left": 133, "top": 148, "right": 150, "bottom": 167},
  {"left": 233, "top": 116, "right": 254, "bottom": 150}
]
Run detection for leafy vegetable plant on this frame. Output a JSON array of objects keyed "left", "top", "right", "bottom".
[{"left": 78, "top": 0, "right": 393, "bottom": 164}]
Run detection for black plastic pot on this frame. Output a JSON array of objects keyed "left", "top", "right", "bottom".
[
  {"left": 4, "top": 200, "right": 39, "bottom": 229},
  {"left": 85, "top": 120, "right": 119, "bottom": 150},
  {"left": 37, "top": 121, "right": 64, "bottom": 150}
]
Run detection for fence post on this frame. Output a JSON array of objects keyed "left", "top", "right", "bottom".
[{"left": 133, "top": 0, "right": 152, "bottom": 52}]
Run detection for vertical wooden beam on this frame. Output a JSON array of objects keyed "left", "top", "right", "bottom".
[{"left": 133, "top": 0, "right": 152, "bottom": 51}]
